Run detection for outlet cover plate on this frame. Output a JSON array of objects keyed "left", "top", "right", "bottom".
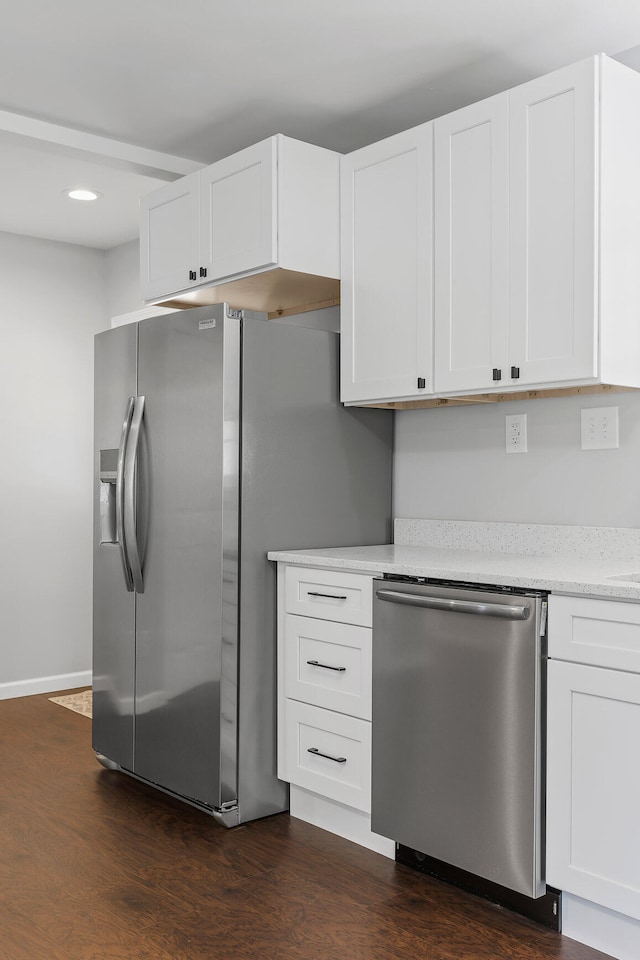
[
  {"left": 506, "top": 413, "right": 527, "bottom": 454},
  {"left": 581, "top": 406, "right": 619, "bottom": 450}
]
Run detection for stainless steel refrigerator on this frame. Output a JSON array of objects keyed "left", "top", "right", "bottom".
[{"left": 93, "top": 303, "right": 392, "bottom": 826}]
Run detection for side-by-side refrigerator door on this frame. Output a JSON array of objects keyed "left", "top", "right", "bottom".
[
  {"left": 134, "top": 308, "right": 235, "bottom": 811},
  {"left": 93, "top": 323, "right": 138, "bottom": 769}
]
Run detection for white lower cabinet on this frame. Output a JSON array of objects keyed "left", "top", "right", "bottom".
[
  {"left": 277, "top": 563, "right": 394, "bottom": 857},
  {"left": 547, "top": 595, "right": 640, "bottom": 957},
  {"left": 284, "top": 614, "right": 372, "bottom": 718},
  {"left": 283, "top": 700, "right": 371, "bottom": 812}
]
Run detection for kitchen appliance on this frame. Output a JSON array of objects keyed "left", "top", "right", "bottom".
[
  {"left": 92, "top": 303, "right": 392, "bottom": 826},
  {"left": 372, "top": 577, "right": 557, "bottom": 925}
]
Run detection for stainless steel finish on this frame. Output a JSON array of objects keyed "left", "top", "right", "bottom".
[
  {"left": 93, "top": 323, "right": 137, "bottom": 771},
  {"left": 99, "top": 482, "right": 117, "bottom": 544},
  {"left": 307, "top": 660, "right": 346, "bottom": 672},
  {"left": 93, "top": 303, "right": 393, "bottom": 825},
  {"left": 95, "top": 753, "right": 120, "bottom": 771},
  {"left": 237, "top": 316, "right": 393, "bottom": 823},
  {"left": 211, "top": 803, "right": 240, "bottom": 828},
  {"left": 123, "top": 394, "right": 145, "bottom": 594},
  {"left": 99, "top": 449, "right": 119, "bottom": 544},
  {"left": 219, "top": 309, "right": 241, "bottom": 808},
  {"left": 116, "top": 397, "right": 135, "bottom": 592},
  {"left": 307, "top": 747, "right": 347, "bottom": 763},
  {"left": 134, "top": 305, "right": 231, "bottom": 808},
  {"left": 372, "top": 580, "right": 545, "bottom": 899},
  {"left": 375, "top": 588, "right": 529, "bottom": 620},
  {"left": 540, "top": 600, "right": 548, "bottom": 636}
]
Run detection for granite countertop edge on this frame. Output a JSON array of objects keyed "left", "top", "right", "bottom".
[{"left": 267, "top": 544, "right": 640, "bottom": 601}]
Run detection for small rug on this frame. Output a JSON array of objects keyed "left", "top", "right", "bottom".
[{"left": 49, "top": 689, "right": 93, "bottom": 718}]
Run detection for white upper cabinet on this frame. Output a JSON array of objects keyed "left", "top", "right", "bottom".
[
  {"left": 140, "top": 173, "right": 200, "bottom": 303},
  {"left": 345, "top": 54, "right": 640, "bottom": 406},
  {"left": 508, "top": 58, "right": 598, "bottom": 387},
  {"left": 434, "top": 94, "right": 509, "bottom": 394},
  {"left": 436, "top": 55, "right": 640, "bottom": 396},
  {"left": 340, "top": 125, "right": 433, "bottom": 404},
  {"left": 140, "top": 135, "right": 340, "bottom": 306},
  {"left": 199, "top": 138, "right": 277, "bottom": 285},
  {"left": 436, "top": 58, "right": 600, "bottom": 395}
]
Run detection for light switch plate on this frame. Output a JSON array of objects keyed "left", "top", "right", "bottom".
[{"left": 581, "top": 406, "right": 619, "bottom": 450}]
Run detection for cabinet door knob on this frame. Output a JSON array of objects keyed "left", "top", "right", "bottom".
[
  {"left": 200, "top": 267, "right": 207, "bottom": 278},
  {"left": 492, "top": 368, "right": 502, "bottom": 382},
  {"left": 189, "top": 270, "right": 197, "bottom": 282},
  {"left": 511, "top": 366, "right": 520, "bottom": 379},
  {"left": 417, "top": 377, "right": 426, "bottom": 389}
]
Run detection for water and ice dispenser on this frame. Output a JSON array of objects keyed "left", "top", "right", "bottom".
[{"left": 99, "top": 448, "right": 118, "bottom": 544}]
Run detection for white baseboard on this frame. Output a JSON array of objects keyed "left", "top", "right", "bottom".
[
  {"left": 290, "top": 785, "right": 396, "bottom": 859},
  {"left": 562, "top": 893, "right": 640, "bottom": 960},
  {"left": 0, "top": 671, "right": 92, "bottom": 701}
]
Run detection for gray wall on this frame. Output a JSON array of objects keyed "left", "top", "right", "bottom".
[
  {"left": 105, "top": 239, "right": 144, "bottom": 320},
  {"left": 0, "top": 231, "right": 108, "bottom": 696},
  {"left": 393, "top": 391, "right": 640, "bottom": 528}
]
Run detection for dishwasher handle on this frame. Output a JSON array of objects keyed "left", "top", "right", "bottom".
[{"left": 375, "top": 588, "right": 530, "bottom": 621}]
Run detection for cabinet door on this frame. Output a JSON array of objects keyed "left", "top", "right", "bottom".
[
  {"left": 140, "top": 173, "right": 200, "bottom": 302},
  {"left": 434, "top": 94, "right": 509, "bottom": 394},
  {"left": 509, "top": 58, "right": 598, "bottom": 386},
  {"left": 200, "top": 137, "right": 277, "bottom": 283},
  {"left": 340, "top": 125, "right": 433, "bottom": 404},
  {"left": 547, "top": 659, "right": 640, "bottom": 920}
]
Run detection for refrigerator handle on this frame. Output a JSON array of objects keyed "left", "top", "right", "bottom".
[
  {"left": 124, "top": 395, "right": 145, "bottom": 594},
  {"left": 116, "top": 397, "right": 135, "bottom": 592}
]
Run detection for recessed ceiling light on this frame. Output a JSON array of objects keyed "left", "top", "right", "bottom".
[{"left": 64, "top": 188, "right": 102, "bottom": 202}]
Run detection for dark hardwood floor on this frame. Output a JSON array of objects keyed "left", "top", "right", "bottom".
[{"left": 0, "top": 691, "right": 612, "bottom": 960}]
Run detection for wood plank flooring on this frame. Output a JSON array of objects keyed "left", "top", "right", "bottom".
[{"left": 0, "top": 691, "right": 613, "bottom": 960}]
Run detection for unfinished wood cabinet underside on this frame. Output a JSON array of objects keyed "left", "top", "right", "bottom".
[
  {"left": 363, "top": 383, "right": 638, "bottom": 410},
  {"left": 158, "top": 268, "right": 340, "bottom": 316}
]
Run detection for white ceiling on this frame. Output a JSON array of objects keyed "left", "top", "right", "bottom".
[
  {"left": 2, "top": 0, "right": 640, "bottom": 250},
  {"left": 0, "top": 135, "right": 167, "bottom": 248}
]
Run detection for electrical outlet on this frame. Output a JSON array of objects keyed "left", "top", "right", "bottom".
[
  {"left": 506, "top": 414, "right": 527, "bottom": 454},
  {"left": 581, "top": 406, "right": 619, "bottom": 450}
]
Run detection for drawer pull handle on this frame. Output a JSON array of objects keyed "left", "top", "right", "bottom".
[
  {"left": 307, "top": 747, "right": 347, "bottom": 764},
  {"left": 307, "top": 591, "right": 347, "bottom": 600},
  {"left": 307, "top": 659, "right": 346, "bottom": 673}
]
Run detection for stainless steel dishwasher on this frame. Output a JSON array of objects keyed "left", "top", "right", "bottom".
[{"left": 372, "top": 576, "right": 549, "bottom": 908}]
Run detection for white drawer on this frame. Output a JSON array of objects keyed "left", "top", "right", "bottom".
[
  {"left": 284, "top": 614, "right": 371, "bottom": 719},
  {"left": 284, "top": 566, "right": 372, "bottom": 626},
  {"left": 283, "top": 700, "right": 371, "bottom": 812},
  {"left": 549, "top": 595, "right": 640, "bottom": 673}
]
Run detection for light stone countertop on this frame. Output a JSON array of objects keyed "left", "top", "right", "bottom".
[{"left": 266, "top": 543, "right": 640, "bottom": 600}]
